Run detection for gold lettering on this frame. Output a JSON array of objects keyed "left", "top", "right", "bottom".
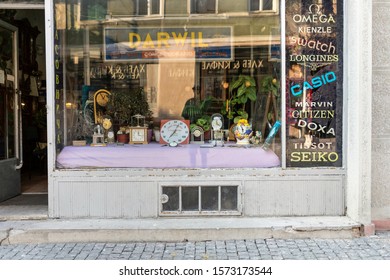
[
  {"left": 157, "top": 32, "right": 170, "bottom": 48},
  {"left": 172, "top": 32, "right": 187, "bottom": 47},
  {"left": 197, "top": 32, "right": 208, "bottom": 47},
  {"left": 129, "top": 33, "right": 141, "bottom": 48},
  {"left": 143, "top": 33, "right": 155, "bottom": 48}
]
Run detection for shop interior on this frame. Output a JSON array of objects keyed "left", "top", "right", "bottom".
[{"left": 0, "top": 9, "right": 47, "bottom": 196}]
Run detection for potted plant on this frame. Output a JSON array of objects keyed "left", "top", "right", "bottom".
[
  {"left": 116, "top": 126, "right": 130, "bottom": 144},
  {"left": 221, "top": 75, "right": 257, "bottom": 124}
]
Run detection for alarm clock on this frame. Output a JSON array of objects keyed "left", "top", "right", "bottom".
[{"left": 160, "top": 120, "right": 190, "bottom": 145}]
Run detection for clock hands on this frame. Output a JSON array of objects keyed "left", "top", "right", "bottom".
[{"left": 168, "top": 123, "right": 180, "bottom": 140}]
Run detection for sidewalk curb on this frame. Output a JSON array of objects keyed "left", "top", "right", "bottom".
[{"left": 0, "top": 217, "right": 362, "bottom": 244}]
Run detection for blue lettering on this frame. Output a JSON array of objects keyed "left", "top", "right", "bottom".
[
  {"left": 290, "top": 71, "right": 337, "bottom": 96},
  {"left": 311, "top": 76, "right": 323, "bottom": 88},
  {"left": 291, "top": 84, "right": 302, "bottom": 96}
]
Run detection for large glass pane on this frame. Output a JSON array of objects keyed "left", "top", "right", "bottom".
[
  {"left": 201, "top": 186, "right": 218, "bottom": 211},
  {"left": 53, "top": 0, "right": 282, "bottom": 170},
  {"left": 162, "top": 186, "right": 179, "bottom": 211},
  {"left": 221, "top": 186, "right": 237, "bottom": 210},
  {"left": 182, "top": 187, "right": 199, "bottom": 211},
  {"left": 285, "top": 0, "right": 343, "bottom": 167}
]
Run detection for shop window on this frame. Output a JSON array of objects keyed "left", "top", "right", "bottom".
[
  {"left": 52, "top": 0, "right": 343, "bottom": 170},
  {"left": 250, "top": 0, "right": 276, "bottom": 11},
  {"left": 108, "top": 0, "right": 161, "bottom": 16},
  {"left": 191, "top": 0, "right": 216, "bottom": 14},
  {"left": 285, "top": 0, "right": 343, "bottom": 167},
  {"left": 161, "top": 185, "right": 240, "bottom": 215},
  {"left": 53, "top": 0, "right": 283, "bottom": 170}
]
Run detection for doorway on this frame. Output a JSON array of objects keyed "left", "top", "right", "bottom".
[{"left": 0, "top": 7, "right": 47, "bottom": 217}]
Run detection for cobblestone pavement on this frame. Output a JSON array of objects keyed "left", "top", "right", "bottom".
[{"left": 1, "top": 232, "right": 390, "bottom": 260}]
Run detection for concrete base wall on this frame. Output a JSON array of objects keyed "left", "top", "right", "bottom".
[{"left": 49, "top": 172, "right": 344, "bottom": 219}]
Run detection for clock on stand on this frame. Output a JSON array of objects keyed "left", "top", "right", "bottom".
[
  {"left": 211, "top": 113, "right": 224, "bottom": 146},
  {"left": 93, "top": 89, "right": 111, "bottom": 124},
  {"left": 129, "top": 114, "right": 148, "bottom": 144},
  {"left": 102, "top": 116, "right": 115, "bottom": 144},
  {"left": 190, "top": 125, "right": 205, "bottom": 144}
]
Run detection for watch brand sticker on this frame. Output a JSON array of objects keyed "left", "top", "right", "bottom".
[{"left": 286, "top": 0, "right": 343, "bottom": 167}]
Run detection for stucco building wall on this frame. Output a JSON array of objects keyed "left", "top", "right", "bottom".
[{"left": 372, "top": 0, "right": 390, "bottom": 220}]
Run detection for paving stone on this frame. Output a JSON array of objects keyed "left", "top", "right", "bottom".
[{"left": 2, "top": 233, "right": 390, "bottom": 260}]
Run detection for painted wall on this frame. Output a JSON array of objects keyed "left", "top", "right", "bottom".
[{"left": 372, "top": 0, "right": 390, "bottom": 220}]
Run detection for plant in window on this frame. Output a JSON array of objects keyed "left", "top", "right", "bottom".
[
  {"left": 260, "top": 75, "right": 280, "bottom": 121},
  {"left": 221, "top": 75, "right": 257, "bottom": 124},
  {"left": 106, "top": 88, "right": 152, "bottom": 127},
  {"left": 182, "top": 96, "right": 214, "bottom": 133},
  {"left": 260, "top": 75, "right": 280, "bottom": 98}
]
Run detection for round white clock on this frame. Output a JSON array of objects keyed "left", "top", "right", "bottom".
[{"left": 160, "top": 120, "right": 190, "bottom": 145}]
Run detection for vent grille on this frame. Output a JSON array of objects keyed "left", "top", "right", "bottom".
[{"left": 160, "top": 185, "right": 241, "bottom": 216}]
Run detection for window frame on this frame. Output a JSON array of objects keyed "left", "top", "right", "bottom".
[
  {"left": 189, "top": 0, "right": 279, "bottom": 15},
  {"left": 250, "top": 0, "right": 279, "bottom": 13},
  {"left": 160, "top": 184, "right": 242, "bottom": 216},
  {"left": 109, "top": 0, "right": 164, "bottom": 17}
]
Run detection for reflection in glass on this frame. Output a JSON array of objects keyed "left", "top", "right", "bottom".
[
  {"left": 54, "top": 0, "right": 282, "bottom": 169},
  {"left": 201, "top": 186, "right": 218, "bottom": 210},
  {"left": 182, "top": 187, "right": 199, "bottom": 211},
  {"left": 162, "top": 186, "right": 180, "bottom": 211},
  {"left": 221, "top": 186, "right": 238, "bottom": 210}
]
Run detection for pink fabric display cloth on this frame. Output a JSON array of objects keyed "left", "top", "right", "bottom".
[{"left": 56, "top": 143, "right": 280, "bottom": 169}]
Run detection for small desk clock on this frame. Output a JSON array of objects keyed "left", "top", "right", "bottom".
[
  {"left": 190, "top": 125, "right": 204, "bottom": 144},
  {"left": 129, "top": 114, "right": 148, "bottom": 144}
]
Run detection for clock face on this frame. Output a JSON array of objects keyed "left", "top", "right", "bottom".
[
  {"left": 160, "top": 120, "right": 190, "bottom": 144},
  {"left": 211, "top": 114, "right": 223, "bottom": 130},
  {"left": 193, "top": 129, "right": 201, "bottom": 137},
  {"left": 108, "top": 131, "right": 115, "bottom": 139},
  {"left": 132, "top": 128, "right": 146, "bottom": 142},
  {"left": 102, "top": 118, "right": 112, "bottom": 130},
  {"left": 95, "top": 90, "right": 110, "bottom": 107}
]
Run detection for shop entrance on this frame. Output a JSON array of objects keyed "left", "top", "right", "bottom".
[
  {"left": 0, "top": 6, "right": 47, "bottom": 217},
  {"left": 0, "top": 19, "right": 21, "bottom": 202}
]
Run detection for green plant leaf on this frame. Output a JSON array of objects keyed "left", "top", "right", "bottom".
[
  {"left": 203, "top": 124, "right": 210, "bottom": 131},
  {"left": 237, "top": 84, "right": 246, "bottom": 97},
  {"left": 229, "top": 77, "right": 244, "bottom": 92},
  {"left": 233, "top": 116, "right": 242, "bottom": 123},
  {"left": 248, "top": 90, "right": 257, "bottom": 101}
]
